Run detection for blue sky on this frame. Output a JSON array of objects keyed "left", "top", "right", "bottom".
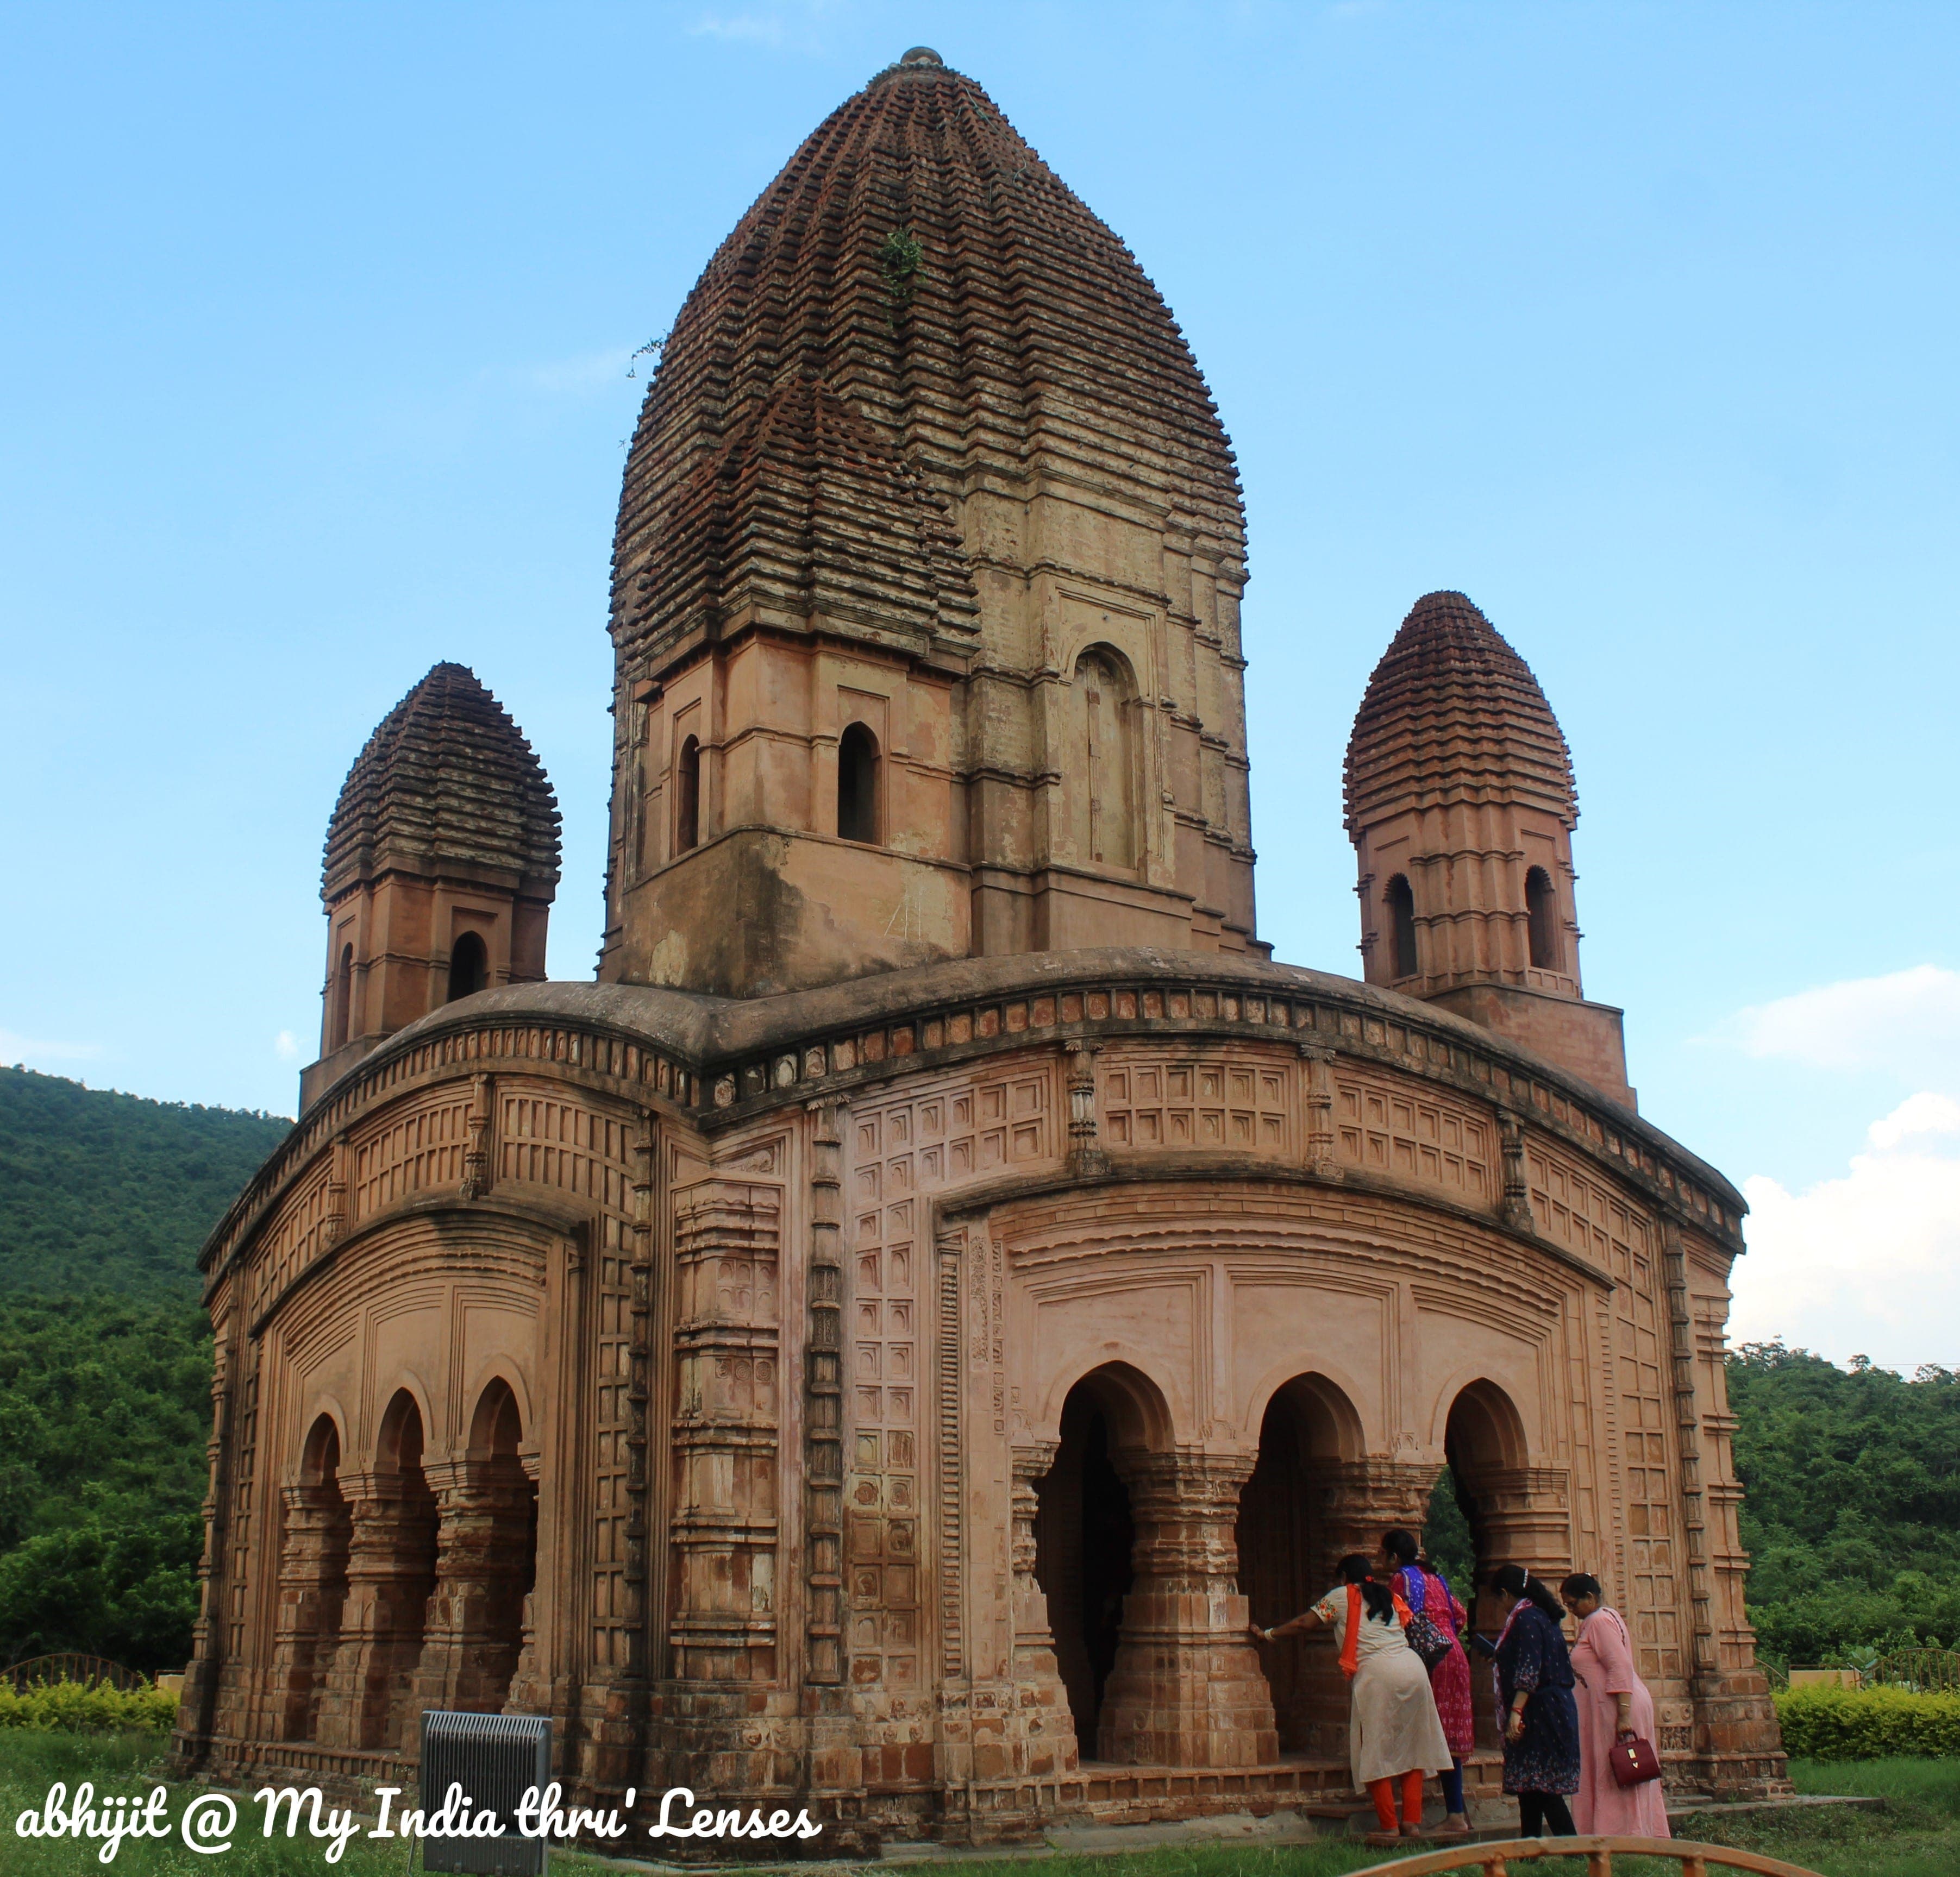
[{"left": 2, "top": 3, "right": 1956, "bottom": 1366}]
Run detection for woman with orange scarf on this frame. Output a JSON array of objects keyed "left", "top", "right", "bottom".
[{"left": 1253, "top": 1553, "right": 1455, "bottom": 1846}]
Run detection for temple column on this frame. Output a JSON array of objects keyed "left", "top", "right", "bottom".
[
  {"left": 403, "top": 1457, "right": 535, "bottom": 1727},
  {"left": 1317, "top": 1459, "right": 1439, "bottom": 1579},
  {"left": 265, "top": 1481, "right": 351, "bottom": 1742},
  {"left": 991, "top": 1439, "right": 1075, "bottom": 1779},
  {"left": 312, "top": 1470, "right": 438, "bottom": 1752},
  {"left": 504, "top": 1453, "right": 548, "bottom": 1714},
  {"left": 1098, "top": 1449, "right": 1278, "bottom": 1767}
]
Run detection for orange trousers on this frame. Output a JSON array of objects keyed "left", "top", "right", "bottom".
[{"left": 1369, "top": 1770, "right": 1426, "bottom": 1832}]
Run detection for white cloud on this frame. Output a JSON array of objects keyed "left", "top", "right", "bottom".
[
  {"left": 1730, "top": 1092, "right": 1960, "bottom": 1373},
  {"left": 0, "top": 1028, "right": 104, "bottom": 1067},
  {"left": 688, "top": 11, "right": 787, "bottom": 46},
  {"left": 1721, "top": 964, "right": 1960, "bottom": 1079},
  {"left": 274, "top": 1030, "right": 301, "bottom": 1062}
]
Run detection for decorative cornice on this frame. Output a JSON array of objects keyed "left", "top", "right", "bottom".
[{"left": 210, "top": 950, "right": 1744, "bottom": 1286}]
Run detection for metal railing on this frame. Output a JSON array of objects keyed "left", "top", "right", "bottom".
[
  {"left": 1872, "top": 1646, "right": 1960, "bottom": 1692},
  {"left": 3, "top": 1654, "right": 146, "bottom": 1692},
  {"left": 1348, "top": 1834, "right": 1824, "bottom": 1876}
]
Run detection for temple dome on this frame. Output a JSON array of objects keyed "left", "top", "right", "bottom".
[
  {"left": 611, "top": 48, "right": 1244, "bottom": 659},
  {"left": 323, "top": 663, "right": 561, "bottom": 899},
  {"left": 1343, "top": 591, "right": 1577, "bottom": 837}
]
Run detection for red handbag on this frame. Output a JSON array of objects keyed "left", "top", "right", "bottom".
[{"left": 1608, "top": 1732, "right": 1663, "bottom": 1787}]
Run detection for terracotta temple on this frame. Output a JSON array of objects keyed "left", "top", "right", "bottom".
[{"left": 172, "top": 46, "right": 1786, "bottom": 1846}]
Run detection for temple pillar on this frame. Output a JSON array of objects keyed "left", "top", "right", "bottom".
[
  {"left": 504, "top": 1453, "right": 548, "bottom": 1715},
  {"left": 1097, "top": 1449, "right": 1278, "bottom": 1767},
  {"left": 403, "top": 1457, "right": 535, "bottom": 1729},
  {"left": 1317, "top": 1459, "right": 1438, "bottom": 1578},
  {"left": 266, "top": 1481, "right": 350, "bottom": 1742},
  {"left": 312, "top": 1470, "right": 438, "bottom": 1752},
  {"left": 995, "top": 1439, "right": 1076, "bottom": 1779}
]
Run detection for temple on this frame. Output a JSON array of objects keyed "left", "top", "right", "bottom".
[{"left": 172, "top": 47, "right": 1784, "bottom": 1847}]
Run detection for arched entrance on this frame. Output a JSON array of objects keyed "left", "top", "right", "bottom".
[
  {"left": 1034, "top": 1366, "right": 1155, "bottom": 1753},
  {"left": 314, "top": 1388, "right": 439, "bottom": 1751},
  {"left": 1443, "top": 1378, "right": 1567, "bottom": 1746},
  {"left": 271, "top": 1414, "right": 352, "bottom": 1741},
  {"left": 1033, "top": 1362, "right": 1276, "bottom": 1768},
  {"left": 1235, "top": 1372, "right": 1366, "bottom": 1756},
  {"left": 408, "top": 1378, "right": 540, "bottom": 1716}
]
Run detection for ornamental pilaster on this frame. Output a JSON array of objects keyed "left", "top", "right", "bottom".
[
  {"left": 403, "top": 1457, "right": 536, "bottom": 1730},
  {"left": 1097, "top": 1449, "right": 1278, "bottom": 1768},
  {"left": 265, "top": 1481, "right": 350, "bottom": 1743}
]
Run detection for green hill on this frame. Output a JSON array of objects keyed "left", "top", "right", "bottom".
[
  {"left": 1729, "top": 1341, "right": 1960, "bottom": 1665},
  {"left": 0, "top": 1066, "right": 288, "bottom": 1297},
  {"left": 0, "top": 1069, "right": 286, "bottom": 1671}
]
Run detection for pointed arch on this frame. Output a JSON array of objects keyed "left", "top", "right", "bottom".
[{"left": 467, "top": 1374, "right": 525, "bottom": 1457}]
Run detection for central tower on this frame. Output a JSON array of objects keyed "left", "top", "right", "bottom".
[{"left": 598, "top": 46, "right": 1262, "bottom": 997}]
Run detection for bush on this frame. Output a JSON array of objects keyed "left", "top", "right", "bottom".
[
  {"left": 1775, "top": 1685, "right": 1960, "bottom": 1759},
  {"left": 0, "top": 1678, "right": 179, "bottom": 1733}
]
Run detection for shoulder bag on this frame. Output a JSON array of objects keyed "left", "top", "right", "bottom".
[{"left": 1399, "top": 1566, "right": 1454, "bottom": 1671}]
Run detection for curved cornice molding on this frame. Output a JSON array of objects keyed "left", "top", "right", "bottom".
[{"left": 211, "top": 950, "right": 1745, "bottom": 1285}]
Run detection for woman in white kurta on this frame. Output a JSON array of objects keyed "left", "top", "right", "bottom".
[{"left": 1254, "top": 1552, "right": 1455, "bottom": 1845}]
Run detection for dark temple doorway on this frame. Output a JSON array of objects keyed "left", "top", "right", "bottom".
[
  {"left": 1035, "top": 1377, "right": 1139, "bottom": 1754},
  {"left": 1233, "top": 1372, "right": 1364, "bottom": 1756}
]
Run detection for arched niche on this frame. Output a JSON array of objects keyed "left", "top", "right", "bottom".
[
  {"left": 1067, "top": 644, "right": 1140, "bottom": 871},
  {"left": 1526, "top": 865, "right": 1560, "bottom": 970},
  {"left": 330, "top": 943, "right": 354, "bottom": 1051},
  {"left": 447, "top": 930, "right": 488, "bottom": 1002},
  {"left": 1386, "top": 874, "right": 1419, "bottom": 979},
  {"left": 674, "top": 732, "right": 702, "bottom": 853},
  {"left": 837, "top": 721, "right": 881, "bottom": 844}
]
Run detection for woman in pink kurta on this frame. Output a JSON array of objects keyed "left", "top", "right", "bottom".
[{"left": 1561, "top": 1574, "right": 1670, "bottom": 1838}]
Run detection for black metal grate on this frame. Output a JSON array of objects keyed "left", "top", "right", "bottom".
[{"left": 418, "top": 1711, "right": 552, "bottom": 1875}]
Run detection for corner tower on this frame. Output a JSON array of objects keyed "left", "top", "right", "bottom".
[
  {"left": 304, "top": 663, "right": 561, "bottom": 1107},
  {"left": 1344, "top": 591, "right": 1633, "bottom": 1107},
  {"left": 599, "top": 46, "right": 1261, "bottom": 998}
]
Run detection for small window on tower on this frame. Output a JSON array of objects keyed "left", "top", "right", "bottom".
[
  {"left": 331, "top": 943, "right": 354, "bottom": 1051},
  {"left": 837, "top": 722, "right": 881, "bottom": 845},
  {"left": 1387, "top": 875, "right": 1418, "bottom": 980},
  {"left": 675, "top": 735, "right": 701, "bottom": 853},
  {"left": 447, "top": 931, "right": 487, "bottom": 1002},
  {"left": 1526, "top": 866, "right": 1560, "bottom": 970}
]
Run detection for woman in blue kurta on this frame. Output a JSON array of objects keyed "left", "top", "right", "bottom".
[{"left": 1486, "top": 1565, "right": 1580, "bottom": 1837}]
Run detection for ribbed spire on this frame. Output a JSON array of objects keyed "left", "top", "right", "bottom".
[
  {"left": 611, "top": 47, "right": 1244, "bottom": 662},
  {"left": 323, "top": 664, "right": 561, "bottom": 899},
  {"left": 1343, "top": 592, "right": 1576, "bottom": 837}
]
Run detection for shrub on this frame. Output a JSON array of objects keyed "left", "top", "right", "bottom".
[
  {"left": 1775, "top": 1684, "right": 1960, "bottom": 1759},
  {"left": 0, "top": 1677, "right": 179, "bottom": 1733}
]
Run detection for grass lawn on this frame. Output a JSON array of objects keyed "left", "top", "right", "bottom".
[{"left": 2, "top": 1734, "right": 1955, "bottom": 1875}]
